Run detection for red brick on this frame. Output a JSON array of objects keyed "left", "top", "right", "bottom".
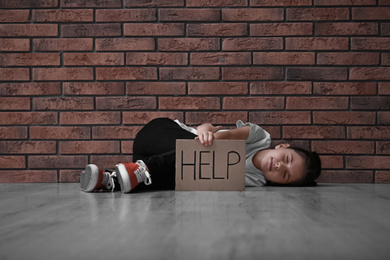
[
  {"left": 314, "top": 0, "right": 376, "bottom": 5},
  {"left": 351, "top": 38, "right": 390, "bottom": 50},
  {"left": 351, "top": 97, "right": 390, "bottom": 110},
  {"left": 160, "top": 9, "right": 220, "bottom": 21},
  {"left": 122, "top": 112, "right": 184, "bottom": 124},
  {"left": 0, "top": 112, "right": 58, "bottom": 125},
  {"left": 96, "top": 67, "right": 157, "bottom": 80},
  {"left": 29, "top": 156, "right": 88, "bottom": 169},
  {"left": 250, "top": 82, "right": 312, "bottom": 95},
  {"left": 0, "top": 68, "right": 29, "bottom": 81},
  {"left": 0, "top": 83, "right": 61, "bottom": 96},
  {"left": 249, "top": 111, "right": 311, "bottom": 125},
  {"left": 63, "top": 52, "right": 124, "bottom": 66},
  {"left": 352, "top": 7, "right": 390, "bottom": 20},
  {"left": 96, "top": 9, "right": 156, "bottom": 22},
  {"left": 62, "top": 23, "right": 121, "bottom": 37},
  {"left": 348, "top": 126, "right": 390, "bottom": 139},
  {"left": 222, "top": 8, "right": 283, "bottom": 21},
  {"left": 126, "top": 52, "right": 187, "bottom": 66},
  {"left": 124, "top": 23, "right": 184, "bottom": 36},
  {"left": 314, "top": 82, "right": 377, "bottom": 95},
  {"left": 0, "top": 156, "right": 26, "bottom": 169},
  {"left": 349, "top": 67, "right": 390, "bottom": 80},
  {"left": 254, "top": 52, "right": 314, "bottom": 65},
  {"left": 60, "top": 141, "right": 120, "bottom": 154},
  {"left": 319, "top": 156, "right": 344, "bottom": 169},
  {"left": 159, "top": 97, "right": 220, "bottom": 110},
  {"left": 222, "top": 67, "right": 283, "bottom": 80},
  {"left": 60, "top": 170, "right": 80, "bottom": 183},
  {"left": 63, "top": 82, "right": 125, "bottom": 96},
  {"left": 191, "top": 52, "right": 251, "bottom": 66},
  {"left": 251, "top": 23, "right": 312, "bottom": 36},
  {"left": 316, "top": 170, "right": 373, "bottom": 183},
  {"left": 188, "top": 82, "right": 248, "bottom": 95},
  {"left": 312, "top": 141, "right": 374, "bottom": 154},
  {"left": 286, "top": 37, "right": 349, "bottom": 50},
  {"left": 346, "top": 156, "right": 390, "bottom": 169},
  {"left": 160, "top": 67, "right": 219, "bottom": 80},
  {"left": 159, "top": 38, "right": 219, "bottom": 51},
  {"left": 375, "top": 171, "right": 390, "bottom": 184},
  {"left": 124, "top": 0, "right": 184, "bottom": 7},
  {"left": 251, "top": 0, "right": 312, "bottom": 6},
  {"left": 287, "top": 97, "right": 348, "bottom": 110},
  {"left": 379, "top": 82, "right": 390, "bottom": 95},
  {"left": 0, "top": 10, "right": 30, "bottom": 22},
  {"left": 0, "top": 38, "right": 30, "bottom": 52},
  {"left": 0, "top": 53, "right": 60, "bottom": 66},
  {"left": 317, "top": 52, "right": 379, "bottom": 65},
  {"left": 223, "top": 97, "right": 284, "bottom": 110},
  {"left": 187, "top": 23, "right": 247, "bottom": 37},
  {"left": 377, "top": 141, "right": 390, "bottom": 154},
  {"left": 283, "top": 126, "right": 345, "bottom": 139},
  {"left": 313, "top": 111, "right": 376, "bottom": 125},
  {"left": 60, "top": 112, "right": 121, "bottom": 125},
  {"left": 0, "top": 0, "right": 58, "bottom": 8},
  {"left": 33, "top": 9, "right": 93, "bottom": 22},
  {"left": 188, "top": 0, "right": 247, "bottom": 6},
  {"left": 122, "top": 141, "right": 134, "bottom": 154},
  {"left": 378, "top": 112, "right": 390, "bottom": 125},
  {"left": 0, "top": 97, "right": 30, "bottom": 110},
  {"left": 0, "top": 24, "right": 57, "bottom": 37},
  {"left": 30, "top": 127, "right": 91, "bottom": 140},
  {"left": 96, "top": 97, "right": 156, "bottom": 110},
  {"left": 382, "top": 53, "right": 390, "bottom": 65},
  {"left": 0, "top": 127, "right": 27, "bottom": 139},
  {"left": 0, "top": 170, "right": 57, "bottom": 183},
  {"left": 287, "top": 8, "right": 349, "bottom": 21},
  {"left": 287, "top": 67, "right": 347, "bottom": 81},
  {"left": 186, "top": 112, "right": 248, "bottom": 125},
  {"left": 33, "top": 68, "right": 93, "bottom": 81},
  {"left": 34, "top": 38, "right": 93, "bottom": 51},
  {"left": 382, "top": 23, "right": 390, "bottom": 36},
  {"left": 126, "top": 82, "right": 186, "bottom": 95},
  {"left": 91, "top": 155, "right": 133, "bottom": 169},
  {"left": 379, "top": 0, "right": 390, "bottom": 5},
  {"left": 0, "top": 141, "right": 56, "bottom": 154},
  {"left": 92, "top": 126, "right": 143, "bottom": 139},
  {"left": 315, "top": 22, "right": 377, "bottom": 36},
  {"left": 62, "top": 0, "right": 121, "bottom": 7},
  {"left": 96, "top": 38, "right": 155, "bottom": 51}
]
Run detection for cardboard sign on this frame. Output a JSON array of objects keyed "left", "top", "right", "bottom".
[{"left": 175, "top": 140, "right": 246, "bottom": 191}]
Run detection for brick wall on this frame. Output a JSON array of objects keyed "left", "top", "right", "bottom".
[{"left": 0, "top": 0, "right": 389, "bottom": 184}]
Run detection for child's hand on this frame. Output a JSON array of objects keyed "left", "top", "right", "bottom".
[{"left": 195, "top": 123, "right": 222, "bottom": 146}]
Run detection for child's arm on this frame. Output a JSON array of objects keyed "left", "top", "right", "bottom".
[{"left": 196, "top": 123, "right": 250, "bottom": 146}]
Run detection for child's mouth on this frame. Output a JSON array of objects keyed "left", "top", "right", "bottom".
[{"left": 269, "top": 158, "right": 273, "bottom": 171}]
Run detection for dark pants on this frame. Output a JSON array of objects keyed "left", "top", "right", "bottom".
[{"left": 132, "top": 118, "right": 196, "bottom": 190}]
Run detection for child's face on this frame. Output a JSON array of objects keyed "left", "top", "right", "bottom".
[{"left": 255, "top": 144, "right": 306, "bottom": 185}]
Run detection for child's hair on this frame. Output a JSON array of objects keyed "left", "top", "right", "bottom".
[{"left": 266, "top": 146, "right": 322, "bottom": 187}]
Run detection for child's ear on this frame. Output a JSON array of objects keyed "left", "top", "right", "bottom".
[{"left": 275, "top": 143, "right": 290, "bottom": 149}]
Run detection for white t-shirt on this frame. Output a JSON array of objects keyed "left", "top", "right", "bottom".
[{"left": 174, "top": 120, "right": 271, "bottom": 187}]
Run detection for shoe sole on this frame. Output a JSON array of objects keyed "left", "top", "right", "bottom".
[
  {"left": 80, "top": 164, "right": 99, "bottom": 192},
  {"left": 115, "top": 163, "right": 131, "bottom": 193}
]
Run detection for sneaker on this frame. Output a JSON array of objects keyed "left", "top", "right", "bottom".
[
  {"left": 115, "top": 160, "right": 152, "bottom": 193},
  {"left": 80, "top": 164, "right": 117, "bottom": 192}
]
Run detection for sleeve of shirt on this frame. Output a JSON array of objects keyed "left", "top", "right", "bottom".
[{"left": 236, "top": 120, "right": 271, "bottom": 145}]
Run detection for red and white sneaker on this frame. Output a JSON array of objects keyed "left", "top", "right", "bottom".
[
  {"left": 80, "top": 164, "right": 117, "bottom": 192},
  {"left": 115, "top": 160, "right": 152, "bottom": 193}
]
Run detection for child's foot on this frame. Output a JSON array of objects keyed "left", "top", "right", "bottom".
[
  {"left": 80, "top": 164, "right": 118, "bottom": 192},
  {"left": 115, "top": 160, "right": 152, "bottom": 193}
]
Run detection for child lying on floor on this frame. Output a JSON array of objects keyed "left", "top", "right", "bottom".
[{"left": 80, "top": 118, "right": 322, "bottom": 193}]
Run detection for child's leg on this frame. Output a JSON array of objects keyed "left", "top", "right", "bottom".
[{"left": 132, "top": 118, "right": 196, "bottom": 190}]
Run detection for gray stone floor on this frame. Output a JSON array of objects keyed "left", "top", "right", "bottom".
[{"left": 0, "top": 183, "right": 389, "bottom": 260}]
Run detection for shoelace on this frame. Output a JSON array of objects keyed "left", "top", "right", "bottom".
[
  {"left": 135, "top": 160, "right": 152, "bottom": 185},
  {"left": 104, "top": 169, "right": 117, "bottom": 192}
]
